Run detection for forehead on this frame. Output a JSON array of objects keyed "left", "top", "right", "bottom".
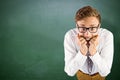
[{"left": 77, "top": 17, "right": 99, "bottom": 26}]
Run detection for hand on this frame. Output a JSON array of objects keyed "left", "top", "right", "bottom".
[
  {"left": 76, "top": 34, "right": 88, "bottom": 56},
  {"left": 89, "top": 35, "right": 99, "bottom": 56}
]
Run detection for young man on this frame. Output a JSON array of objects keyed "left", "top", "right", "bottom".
[{"left": 64, "top": 6, "right": 114, "bottom": 80}]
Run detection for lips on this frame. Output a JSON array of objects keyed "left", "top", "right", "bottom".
[
  {"left": 82, "top": 36, "right": 92, "bottom": 41},
  {"left": 85, "top": 38, "right": 90, "bottom": 41}
]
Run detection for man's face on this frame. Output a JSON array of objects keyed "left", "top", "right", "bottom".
[{"left": 76, "top": 16, "right": 100, "bottom": 41}]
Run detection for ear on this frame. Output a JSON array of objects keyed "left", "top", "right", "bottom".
[
  {"left": 98, "top": 23, "right": 101, "bottom": 28},
  {"left": 76, "top": 24, "right": 78, "bottom": 28}
]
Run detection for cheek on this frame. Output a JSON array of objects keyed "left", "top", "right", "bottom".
[
  {"left": 92, "top": 33, "right": 98, "bottom": 37},
  {"left": 78, "top": 32, "right": 84, "bottom": 37}
]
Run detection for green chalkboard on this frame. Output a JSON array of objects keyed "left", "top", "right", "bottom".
[{"left": 0, "top": 0, "right": 120, "bottom": 80}]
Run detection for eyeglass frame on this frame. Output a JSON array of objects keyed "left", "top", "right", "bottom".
[{"left": 76, "top": 24, "right": 100, "bottom": 33}]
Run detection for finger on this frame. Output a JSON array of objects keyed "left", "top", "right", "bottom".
[
  {"left": 76, "top": 35, "right": 85, "bottom": 44},
  {"left": 89, "top": 41, "right": 93, "bottom": 45},
  {"left": 80, "top": 39, "right": 87, "bottom": 46},
  {"left": 81, "top": 39, "right": 87, "bottom": 44},
  {"left": 92, "top": 35, "right": 98, "bottom": 40},
  {"left": 77, "top": 34, "right": 84, "bottom": 40},
  {"left": 79, "top": 37, "right": 85, "bottom": 42},
  {"left": 90, "top": 35, "right": 98, "bottom": 43},
  {"left": 90, "top": 38, "right": 98, "bottom": 46},
  {"left": 77, "top": 33, "right": 83, "bottom": 39}
]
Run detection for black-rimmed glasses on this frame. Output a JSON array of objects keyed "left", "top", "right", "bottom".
[{"left": 76, "top": 24, "right": 100, "bottom": 33}]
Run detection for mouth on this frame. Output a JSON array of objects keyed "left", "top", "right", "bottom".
[
  {"left": 85, "top": 37, "right": 91, "bottom": 41},
  {"left": 85, "top": 38, "right": 90, "bottom": 41},
  {"left": 81, "top": 36, "right": 92, "bottom": 41}
]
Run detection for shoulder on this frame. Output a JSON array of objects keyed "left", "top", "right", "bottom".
[
  {"left": 98, "top": 28, "right": 114, "bottom": 49},
  {"left": 64, "top": 28, "right": 78, "bottom": 38},
  {"left": 99, "top": 28, "right": 113, "bottom": 38}
]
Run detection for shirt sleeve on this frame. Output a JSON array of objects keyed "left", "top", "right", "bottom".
[
  {"left": 64, "top": 31, "right": 87, "bottom": 76},
  {"left": 90, "top": 32, "right": 114, "bottom": 77}
]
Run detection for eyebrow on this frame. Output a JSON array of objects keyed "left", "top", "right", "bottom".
[
  {"left": 77, "top": 24, "right": 99, "bottom": 27},
  {"left": 89, "top": 24, "right": 98, "bottom": 27},
  {"left": 77, "top": 24, "right": 85, "bottom": 27}
]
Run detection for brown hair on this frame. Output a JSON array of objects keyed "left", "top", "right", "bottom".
[{"left": 75, "top": 6, "right": 101, "bottom": 23}]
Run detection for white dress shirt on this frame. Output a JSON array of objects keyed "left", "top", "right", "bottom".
[{"left": 64, "top": 28, "right": 114, "bottom": 77}]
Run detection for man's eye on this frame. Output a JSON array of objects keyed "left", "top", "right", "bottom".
[
  {"left": 82, "top": 28, "right": 86, "bottom": 31},
  {"left": 90, "top": 27, "right": 95, "bottom": 31}
]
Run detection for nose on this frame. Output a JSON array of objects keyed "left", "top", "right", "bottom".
[{"left": 84, "top": 30, "right": 91, "bottom": 36}]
